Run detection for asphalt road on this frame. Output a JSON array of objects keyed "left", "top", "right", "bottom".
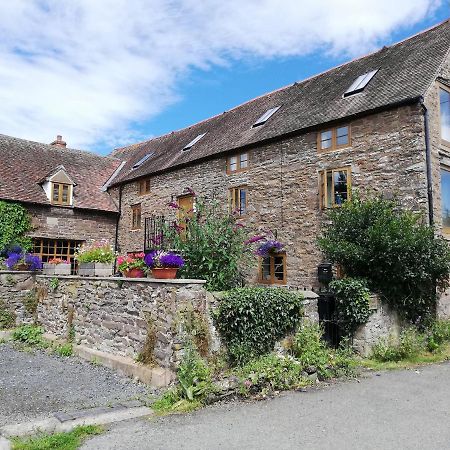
[{"left": 83, "top": 362, "right": 450, "bottom": 450}]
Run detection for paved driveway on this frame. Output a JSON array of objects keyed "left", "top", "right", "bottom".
[
  {"left": 0, "top": 343, "right": 148, "bottom": 426},
  {"left": 83, "top": 362, "right": 450, "bottom": 450}
]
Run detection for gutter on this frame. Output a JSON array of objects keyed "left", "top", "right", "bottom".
[
  {"left": 114, "top": 184, "right": 123, "bottom": 269},
  {"left": 419, "top": 96, "right": 434, "bottom": 226}
]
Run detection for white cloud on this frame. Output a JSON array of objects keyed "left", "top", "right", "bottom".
[{"left": 0, "top": 0, "right": 442, "bottom": 151}]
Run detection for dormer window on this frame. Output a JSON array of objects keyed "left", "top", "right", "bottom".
[
  {"left": 52, "top": 183, "right": 71, "bottom": 205},
  {"left": 41, "top": 165, "right": 75, "bottom": 207}
]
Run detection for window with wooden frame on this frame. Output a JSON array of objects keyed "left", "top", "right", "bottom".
[
  {"left": 227, "top": 152, "right": 249, "bottom": 174},
  {"left": 319, "top": 167, "right": 351, "bottom": 209},
  {"left": 177, "top": 194, "right": 194, "bottom": 230},
  {"left": 138, "top": 178, "right": 151, "bottom": 195},
  {"left": 51, "top": 182, "right": 71, "bottom": 206},
  {"left": 441, "top": 167, "right": 450, "bottom": 234},
  {"left": 440, "top": 86, "right": 450, "bottom": 146},
  {"left": 131, "top": 204, "right": 142, "bottom": 230},
  {"left": 258, "top": 253, "right": 286, "bottom": 285},
  {"left": 317, "top": 125, "right": 351, "bottom": 152},
  {"left": 229, "top": 186, "right": 247, "bottom": 216},
  {"left": 32, "top": 238, "right": 81, "bottom": 274}
]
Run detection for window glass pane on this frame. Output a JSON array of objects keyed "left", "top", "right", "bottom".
[
  {"left": 320, "top": 131, "right": 332, "bottom": 149},
  {"left": 440, "top": 89, "right": 450, "bottom": 142},
  {"left": 145, "top": 179, "right": 151, "bottom": 193},
  {"left": 62, "top": 185, "right": 69, "bottom": 203},
  {"left": 239, "top": 189, "right": 247, "bottom": 215},
  {"left": 229, "top": 156, "right": 238, "bottom": 172},
  {"left": 52, "top": 183, "right": 60, "bottom": 202},
  {"left": 262, "top": 257, "right": 271, "bottom": 281},
  {"left": 274, "top": 256, "right": 284, "bottom": 281},
  {"left": 326, "top": 172, "right": 333, "bottom": 208},
  {"left": 336, "top": 126, "right": 349, "bottom": 146},
  {"left": 334, "top": 170, "right": 349, "bottom": 205},
  {"left": 441, "top": 168, "right": 450, "bottom": 230},
  {"left": 240, "top": 153, "right": 248, "bottom": 169}
]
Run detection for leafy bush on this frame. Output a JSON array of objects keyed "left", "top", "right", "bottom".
[
  {"left": 371, "top": 328, "right": 424, "bottom": 362},
  {"left": 292, "top": 321, "right": 356, "bottom": 379},
  {"left": 214, "top": 287, "right": 304, "bottom": 364},
  {"left": 152, "top": 342, "right": 213, "bottom": 413},
  {"left": 329, "top": 277, "right": 371, "bottom": 336},
  {"left": 0, "top": 201, "right": 32, "bottom": 252},
  {"left": 319, "top": 195, "right": 450, "bottom": 323},
  {"left": 424, "top": 320, "right": 450, "bottom": 352},
  {"left": 12, "top": 324, "right": 45, "bottom": 347},
  {"left": 163, "top": 198, "right": 252, "bottom": 291},
  {"left": 236, "top": 354, "right": 308, "bottom": 396},
  {"left": 0, "top": 300, "right": 16, "bottom": 330}
]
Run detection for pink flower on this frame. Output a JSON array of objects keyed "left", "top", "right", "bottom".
[
  {"left": 244, "top": 380, "right": 252, "bottom": 387},
  {"left": 117, "top": 256, "right": 125, "bottom": 265},
  {"left": 244, "top": 235, "right": 266, "bottom": 245},
  {"left": 168, "top": 201, "right": 180, "bottom": 209}
]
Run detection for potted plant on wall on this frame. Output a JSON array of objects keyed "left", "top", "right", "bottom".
[
  {"left": 4, "top": 249, "right": 42, "bottom": 272},
  {"left": 144, "top": 250, "right": 185, "bottom": 279},
  {"left": 42, "top": 258, "right": 71, "bottom": 276},
  {"left": 117, "top": 253, "right": 147, "bottom": 278},
  {"left": 75, "top": 239, "right": 115, "bottom": 277}
]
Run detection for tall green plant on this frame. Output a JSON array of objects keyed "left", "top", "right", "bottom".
[
  {"left": 319, "top": 195, "right": 450, "bottom": 323},
  {"left": 164, "top": 198, "right": 252, "bottom": 291},
  {"left": 0, "top": 201, "right": 32, "bottom": 251}
]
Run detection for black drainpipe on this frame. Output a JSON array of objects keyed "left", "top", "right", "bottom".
[
  {"left": 420, "top": 96, "right": 434, "bottom": 226},
  {"left": 113, "top": 184, "right": 123, "bottom": 272}
]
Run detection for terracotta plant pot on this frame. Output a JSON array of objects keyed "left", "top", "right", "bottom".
[
  {"left": 151, "top": 267, "right": 178, "bottom": 279},
  {"left": 123, "top": 268, "right": 146, "bottom": 278},
  {"left": 15, "top": 264, "right": 29, "bottom": 271}
]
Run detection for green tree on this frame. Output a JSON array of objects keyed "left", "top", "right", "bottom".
[
  {"left": 319, "top": 195, "right": 450, "bottom": 323},
  {"left": 0, "top": 201, "right": 32, "bottom": 251}
]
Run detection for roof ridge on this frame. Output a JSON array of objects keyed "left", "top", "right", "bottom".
[
  {"left": 112, "top": 19, "right": 449, "bottom": 155},
  {"left": 0, "top": 133, "right": 121, "bottom": 161}
]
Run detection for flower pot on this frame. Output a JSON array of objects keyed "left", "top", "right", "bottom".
[
  {"left": 78, "top": 262, "right": 113, "bottom": 277},
  {"left": 14, "top": 263, "right": 29, "bottom": 271},
  {"left": 151, "top": 267, "right": 178, "bottom": 279},
  {"left": 43, "top": 263, "right": 71, "bottom": 276},
  {"left": 122, "top": 268, "right": 146, "bottom": 278}
]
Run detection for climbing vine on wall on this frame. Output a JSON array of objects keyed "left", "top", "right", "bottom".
[{"left": 0, "top": 201, "right": 32, "bottom": 251}]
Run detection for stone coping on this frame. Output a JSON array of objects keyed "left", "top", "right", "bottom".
[
  {"left": 36, "top": 274, "right": 206, "bottom": 284},
  {"left": 0, "top": 270, "right": 37, "bottom": 274}
]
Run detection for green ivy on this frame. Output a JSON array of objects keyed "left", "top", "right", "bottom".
[
  {"left": 0, "top": 201, "right": 32, "bottom": 251},
  {"left": 319, "top": 195, "right": 450, "bottom": 323},
  {"left": 213, "top": 287, "right": 304, "bottom": 364},
  {"left": 329, "top": 277, "right": 371, "bottom": 336}
]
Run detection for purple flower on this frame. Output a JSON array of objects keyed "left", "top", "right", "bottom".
[
  {"left": 159, "top": 253, "right": 184, "bottom": 268},
  {"left": 25, "top": 254, "right": 42, "bottom": 271},
  {"left": 185, "top": 187, "right": 196, "bottom": 196},
  {"left": 244, "top": 235, "right": 266, "bottom": 245},
  {"left": 144, "top": 251, "right": 157, "bottom": 267},
  {"left": 256, "top": 240, "right": 284, "bottom": 257},
  {"left": 5, "top": 252, "right": 22, "bottom": 270},
  {"left": 168, "top": 201, "right": 180, "bottom": 209}
]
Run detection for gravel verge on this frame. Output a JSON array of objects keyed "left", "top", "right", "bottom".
[{"left": 0, "top": 342, "right": 149, "bottom": 426}]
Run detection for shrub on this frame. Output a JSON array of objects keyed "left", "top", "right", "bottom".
[
  {"left": 55, "top": 343, "right": 73, "bottom": 357},
  {"left": 424, "top": 320, "right": 450, "bottom": 352},
  {"left": 214, "top": 287, "right": 304, "bottom": 364},
  {"left": 329, "top": 277, "right": 371, "bottom": 336},
  {"left": 163, "top": 198, "right": 253, "bottom": 291},
  {"left": 236, "top": 354, "right": 308, "bottom": 396},
  {"left": 371, "top": 328, "right": 424, "bottom": 362},
  {"left": 319, "top": 195, "right": 450, "bottom": 323},
  {"left": 12, "top": 324, "right": 45, "bottom": 347},
  {"left": 0, "top": 201, "right": 32, "bottom": 252},
  {"left": 0, "top": 300, "right": 16, "bottom": 330}
]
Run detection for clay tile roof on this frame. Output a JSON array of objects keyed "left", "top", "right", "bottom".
[
  {"left": 111, "top": 19, "right": 450, "bottom": 185},
  {"left": 0, "top": 134, "right": 121, "bottom": 213}
]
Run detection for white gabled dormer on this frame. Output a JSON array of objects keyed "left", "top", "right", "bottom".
[{"left": 41, "top": 165, "right": 76, "bottom": 206}]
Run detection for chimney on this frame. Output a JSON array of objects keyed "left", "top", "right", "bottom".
[{"left": 50, "top": 135, "right": 67, "bottom": 148}]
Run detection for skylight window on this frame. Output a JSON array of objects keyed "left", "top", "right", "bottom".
[
  {"left": 132, "top": 152, "right": 154, "bottom": 169},
  {"left": 183, "top": 133, "right": 207, "bottom": 151},
  {"left": 343, "top": 70, "right": 378, "bottom": 97},
  {"left": 252, "top": 106, "right": 281, "bottom": 128}
]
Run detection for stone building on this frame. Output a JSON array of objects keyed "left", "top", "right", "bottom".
[
  {"left": 0, "top": 134, "right": 122, "bottom": 269},
  {"left": 107, "top": 20, "right": 450, "bottom": 289}
]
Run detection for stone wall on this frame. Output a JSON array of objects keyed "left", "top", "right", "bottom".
[
  {"left": 26, "top": 203, "right": 117, "bottom": 243},
  {"left": 0, "top": 271, "right": 38, "bottom": 326},
  {"left": 36, "top": 276, "right": 208, "bottom": 371},
  {"left": 112, "top": 103, "right": 428, "bottom": 289}
]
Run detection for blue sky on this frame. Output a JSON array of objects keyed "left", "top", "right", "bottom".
[{"left": 0, "top": 1, "right": 448, "bottom": 155}]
